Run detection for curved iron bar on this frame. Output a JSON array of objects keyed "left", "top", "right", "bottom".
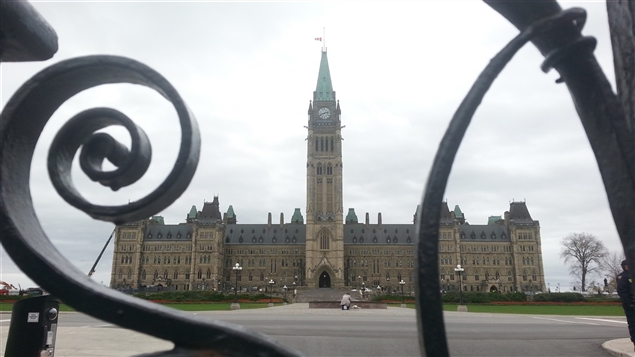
[
  {"left": 1, "top": 55, "right": 304, "bottom": 356},
  {"left": 416, "top": 3, "right": 634, "bottom": 356}
]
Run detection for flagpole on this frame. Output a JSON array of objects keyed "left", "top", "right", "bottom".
[{"left": 323, "top": 27, "right": 326, "bottom": 52}]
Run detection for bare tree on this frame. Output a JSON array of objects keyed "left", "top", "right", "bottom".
[
  {"left": 560, "top": 233, "right": 608, "bottom": 292},
  {"left": 602, "top": 250, "right": 625, "bottom": 292}
]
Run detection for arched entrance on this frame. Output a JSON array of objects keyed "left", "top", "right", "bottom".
[
  {"left": 318, "top": 272, "right": 331, "bottom": 288},
  {"left": 489, "top": 285, "right": 498, "bottom": 293}
]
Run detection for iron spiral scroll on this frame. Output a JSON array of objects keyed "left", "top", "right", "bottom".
[{"left": 0, "top": 56, "right": 304, "bottom": 356}]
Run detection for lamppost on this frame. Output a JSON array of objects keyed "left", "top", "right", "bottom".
[
  {"left": 231, "top": 263, "right": 242, "bottom": 310},
  {"left": 399, "top": 279, "right": 406, "bottom": 307},
  {"left": 283, "top": 285, "right": 288, "bottom": 305},
  {"left": 357, "top": 275, "right": 362, "bottom": 289},
  {"left": 268, "top": 279, "right": 275, "bottom": 307},
  {"left": 454, "top": 264, "right": 467, "bottom": 312}
]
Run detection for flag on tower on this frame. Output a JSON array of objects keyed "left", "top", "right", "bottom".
[{"left": 315, "top": 37, "right": 322, "bottom": 41}]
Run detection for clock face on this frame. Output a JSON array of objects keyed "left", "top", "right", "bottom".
[{"left": 318, "top": 107, "right": 331, "bottom": 119}]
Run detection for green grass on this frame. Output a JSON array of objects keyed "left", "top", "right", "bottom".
[
  {"left": 0, "top": 302, "right": 274, "bottom": 312},
  {"left": 441, "top": 304, "right": 625, "bottom": 316}
]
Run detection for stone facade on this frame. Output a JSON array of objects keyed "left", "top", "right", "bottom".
[{"left": 110, "top": 50, "right": 546, "bottom": 295}]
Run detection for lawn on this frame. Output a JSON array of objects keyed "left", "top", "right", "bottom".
[
  {"left": 0, "top": 302, "right": 276, "bottom": 312},
  {"left": 384, "top": 303, "right": 624, "bottom": 316},
  {"left": 441, "top": 304, "right": 624, "bottom": 316}
]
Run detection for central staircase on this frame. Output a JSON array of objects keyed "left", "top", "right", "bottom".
[{"left": 295, "top": 288, "right": 348, "bottom": 303}]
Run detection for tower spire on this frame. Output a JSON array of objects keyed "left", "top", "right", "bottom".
[{"left": 314, "top": 50, "right": 335, "bottom": 102}]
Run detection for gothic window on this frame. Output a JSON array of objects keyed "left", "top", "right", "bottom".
[
  {"left": 326, "top": 164, "right": 332, "bottom": 175},
  {"left": 522, "top": 271, "right": 528, "bottom": 281},
  {"left": 532, "top": 271, "right": 537, "bottom": 281},
  {"left": 317, "top": 164, "right": 323, "bottom": 175},
  {"left": 320, "top": 137, "right": 324, "bottom": 151},
  {"left": 330, "top": 137, "right": 334, "bottom": 151},
  {"left": 118, "top": 269, "right": 123, "bottom": 280},
  {"left": 206, "top": 269, "right": 211, "bottom": 279},
  {"left": 320, "top": 230, "right": 330, "bottom": 249},
  {"left": 315, "top": 138, "right": 318, "bottom": 152},
  {"left": 141, "top": 269, "right": 146, "bottom": 280},
  {"left": 197, "top": 270, "right": 202, "bottom": 279},
  {"left": 154, "top": 270, "right": 158, "bottom": 280},
  {"left": 260, "top": 272, "right": 264, "bottom": 281},
  {"left": 249, "top": 272, "right": 253, "bottom": 281},
  {"left": 174, "top": 271, "right": 178, "bottom": 279}
]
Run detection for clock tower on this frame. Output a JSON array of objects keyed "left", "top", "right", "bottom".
[{"left": 305, "top": 49, "right": 345, "bottom": 288}]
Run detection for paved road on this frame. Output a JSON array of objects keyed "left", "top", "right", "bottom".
[{"left": 0, "top": 305, "right": 630, "bottom": 356}]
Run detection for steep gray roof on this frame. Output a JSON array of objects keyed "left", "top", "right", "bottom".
[
  {"left": 144, "top": 224, "right": 193, "bottom": 241},
  {"left": 343, "top": 224, "right": 416, "bottom": 245},
  {"left": 225, "top": 224, "right": 306, "bottom": 245},
  {"left": 459, "top": 225, "right": 509, "bottom": 242},
  {"left": 509, "top": 201, "right": 533, "bottom": 223}
]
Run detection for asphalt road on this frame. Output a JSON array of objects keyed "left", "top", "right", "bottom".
[{"left": 0, "top": 308, "right": 629, "bottom": 357}]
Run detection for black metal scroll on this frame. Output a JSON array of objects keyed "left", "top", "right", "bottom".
[
  {"left": 416, "top": 2, "right": 634, "bottom": 356},
  {"left": 0, "top": 56, "right": 303, "bottom": 356}
]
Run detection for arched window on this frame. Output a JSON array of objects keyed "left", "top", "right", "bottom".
[
  {"left": 315, "top": 138, "right": 318, "bottom": 152},
  {"left": 164, "top": 270, "right": 169, "bottom": 279},
  {"left": 174, "top": 271, "right": 178, "bottom": 279},
  {"left": 153, "top": 270, "right": 158, "bottom": 280},
  {"left": 206, "top": 269, "right": 211, "bottom": 279},
  {"left": 508, "top": 271, "right": 513, "bottom": 281},
  {"left": 127, "top": 270, "right": 132, "bottom": 280},
  {"left": 317, "top": 164, "right": 323, "bottom": 175},
  {"left": 326, "top": 164, "right": 333, "bottom": 175},
  {"left": 118, "top": 270, "right": 123, "bottom": 280},
  {"left": 141, "top": 269, "right": 146, "bottom": 280},
  {"left": 197, "top": 270, "right": 202, "bottom": 279},
  {"left": 522, "top": 271, "right": 528, "bottom": 281},
  {"left": 330, "top": 137, "right": 334, "bottom": 151},
  {"left": 260, "top": 272, "right": 264, "bottom": 281},
  {"left": 532, "top": 271, "right": 537, "bottom": 281},
  {"left": 319, "top": 230, "right": 331, "bottom": 250}
]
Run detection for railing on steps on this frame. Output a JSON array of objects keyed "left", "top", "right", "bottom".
[{"left": 1, "top": 1, "right": 633, "bottom": 357}]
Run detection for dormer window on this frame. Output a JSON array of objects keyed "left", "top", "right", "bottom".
[{"left": 147, "top": 233, "right": 152, "bottom": 239}]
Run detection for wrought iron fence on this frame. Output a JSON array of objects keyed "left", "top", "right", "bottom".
[{"left": 1, "top": 1, "right": 633, "bottom": 356}]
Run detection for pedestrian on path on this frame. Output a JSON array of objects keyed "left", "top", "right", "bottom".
[
  {"left": 340, "top": 292, "right": 351, "bottom": 310},
  {"left": 617, "top": 260, "right": 635, "bottom": 351}
]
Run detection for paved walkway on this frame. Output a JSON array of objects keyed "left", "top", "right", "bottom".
[{"left": 1, "top": 304, "right": 632, "bottom": 356}]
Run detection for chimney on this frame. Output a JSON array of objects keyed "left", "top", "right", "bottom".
[
  {"left": 365, "top": 212, "right": 369, "bottom": 225},
  {"left": 280, "top": 212, "right": 284, "bottom": 226},
  {"left": 268, "top": 212, "right": 272, "bottom": 227},
  {"left": 378, "top": 212, "right": 382, "bottom": 226}
]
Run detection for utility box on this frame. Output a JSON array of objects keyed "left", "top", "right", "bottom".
[{"left": 4, "top": 295, "right": 59, "bottom": 357}]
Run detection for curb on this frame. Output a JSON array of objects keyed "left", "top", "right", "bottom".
[{"left": 603, "top": 339, "right": 635, "bottom": 357}]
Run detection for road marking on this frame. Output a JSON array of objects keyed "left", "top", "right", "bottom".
[
  {"left": 532, "top": 317, "right": 598, "bottom": 325},
  {"left": 576, "top": 317, "right": 626, "bottom": 324}
]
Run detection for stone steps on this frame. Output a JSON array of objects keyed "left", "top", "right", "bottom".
[{"left": 296, "top": 288, "right": 350, "bottom": 303}]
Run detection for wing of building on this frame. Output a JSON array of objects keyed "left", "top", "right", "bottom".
[{"left": 110, "top": 50, "right": 546, "bottom": 295}]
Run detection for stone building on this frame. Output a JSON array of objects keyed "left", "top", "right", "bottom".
[{"left": 110, "top": 50, "right": 546, "bottom": 295}]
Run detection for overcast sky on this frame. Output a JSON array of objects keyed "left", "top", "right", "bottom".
[{"left": 1, "top": 1, "right": 624, "bottom": 292}]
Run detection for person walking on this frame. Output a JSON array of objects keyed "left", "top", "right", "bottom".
[
  {"left": 617, "top": 260, "right": 635, "bottom": 351},
  {"left": 340, "top": 292, "right": 351, "bottom": 310}
]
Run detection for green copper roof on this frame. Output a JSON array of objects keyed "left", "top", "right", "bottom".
[
  {"left": 345, "top": 208, "right": 358, "bottom": 224},
  {"left": 315, "top": 50, "right": 334, "bottom": 102},
  {"left": 454, "top": 205, "right": 463, "bottom": 218},
  {"left": 226, "top": 205, "right": 235, "bottom": 218},
  {"left": 488, "top": 215, "right": 502, "bottom": 225},
  {"left": 291, "top": 208, "right": 304, "bottom": 224},
  {"left": 151, "top": 215, "right": 165, "bottom": 225},
  {"left": 187, "top": 205, "right": 197, "bottom": 219}
]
